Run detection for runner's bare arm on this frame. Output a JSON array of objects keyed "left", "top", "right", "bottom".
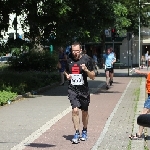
[
  {"left": 135, "top": 69, "right": 149, "bottom": 76},
  {"left": 63, "top": 71, "right": 72, "bottom": 80},
  {"left": 112, "top": 58, "right": 116, "bottom": 64},
  {"left": 85, "top": 70, "right": 95, "bottom": 80},
  {"left": 80, "top": 64, "right": 95, "bottom": 80}
]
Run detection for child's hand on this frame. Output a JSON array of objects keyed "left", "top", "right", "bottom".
[{"left": 135, "top": 69, "right": 140, "bottom": 73}]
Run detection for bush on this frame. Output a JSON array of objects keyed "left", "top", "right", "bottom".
[
  {"left": 0, "top": 90, "right": 17, "bottom": 105},
  {"left": 9, "top": 50, "right": 58, "bottom": 71},
  {"left": 0, "top": 70, "right": 60, "bottom": 95},
  {"left": 0, "top": 48, "right": 60, "bottom": 105}
]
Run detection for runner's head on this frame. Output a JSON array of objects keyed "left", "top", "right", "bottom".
[
  {"left": 71, "top": 42, "right": 82, "bottom": 59},
  {"left": 106, "top": 48, "right": 111, "bottom": 54},
  {"left": 110, "top": 47, "right": 113, "bottom": 53}
]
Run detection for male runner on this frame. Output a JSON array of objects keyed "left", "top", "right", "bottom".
[
  {"left": 103, "top": 47, "right": 116, "bottom": 89},
  {"left": 64, "top": 42, "right": 95, "bottom": 144}
]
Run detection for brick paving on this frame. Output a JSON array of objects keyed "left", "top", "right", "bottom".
[{"left": 23, "top": 77, "right": 128, "bottom": 150}]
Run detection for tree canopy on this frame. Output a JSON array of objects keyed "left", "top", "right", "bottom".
[{"left": 0, "top": 0, "right": 150, "bottom": 46}]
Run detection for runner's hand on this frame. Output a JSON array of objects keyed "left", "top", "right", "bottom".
[
  {"left": 64, "top": 71, "right": 72, "bottom": 80},
  {"left": 80, "top": 64, "right": 88, "bottom": 71},
  {"left": 66, "top": 74, "right": 72, "bottom": 80},
  {"left": 135, "top": 69, "right": 140, "bottom": 73}
]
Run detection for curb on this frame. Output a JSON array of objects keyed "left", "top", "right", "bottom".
[
  {"left": 2, "top": 82, "right": 60, "bottom": 106},
  {"left": 131, "top": 77, "right": 145, "bottom": 150},
  {"left": 22, "top": 82, "right": 59, "bottom": 97},
  {"left": 21, "top": 82, "right": 59, "bottom": 97}
]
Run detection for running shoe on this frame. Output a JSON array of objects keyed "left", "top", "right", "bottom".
[
  {"left": 106, "top": 85, "right": 109, "bottom": 90},
  {"left": 80, "top": 130, "right": 87, "bottom": 141},
  {"left": 109, "top": 80, "right": 113, "bottom": 86},
  {"left": 72, "top": 133, "right": 80, "bottom": 144}
]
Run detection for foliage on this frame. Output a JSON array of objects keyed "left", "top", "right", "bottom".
[
  {"left": 0, "top": 69, "right": 60, "bottom": 105},
  {"left": 113, "top": 2, "right": 131, "bottom": 35},
  {"left": 0, "top": 0, "right": 150, "bottom": 51},
  {"left": 0, "top": 69, "right": 60, "bottom": 95},
  {"left": 0, "top": 0, "right": 123, "bottom": 45},
  {"left": 9, "top": 49, "right": 58, "bottom": 71},
  {"left": 119, "top": 0, "right": 150, "bottom": 34},
  {"left": 0, "top": 64, "right": 60, "bottom": 105},
  {"left": 0, "top": 90, "right": 17, "bottom": 105},
  {"left": 0, "top": 38, "right": 32, "bottom": 56}
]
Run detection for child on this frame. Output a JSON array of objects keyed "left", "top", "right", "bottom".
[
  {"left": 129, "top": 69, "right": 150, "bottom": 140},
  {"left": 141, "top": 56, "right": 145, "bottom": 69}
]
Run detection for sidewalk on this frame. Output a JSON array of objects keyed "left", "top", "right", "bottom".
[{"left": 0, "top": 68, "right": 147, "bottom": 150}]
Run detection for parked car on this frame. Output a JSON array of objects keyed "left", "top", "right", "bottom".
[
  {"left": 0, "top": 56, "right": 16, "bottom": 63},
  {"left": 0, "top": 56, "right": 10, "bottom": 63}
]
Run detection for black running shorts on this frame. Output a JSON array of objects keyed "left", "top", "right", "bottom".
[
  {"left": 68, "top": 84, "right": 90, "bottom": 111},
  {"left": 105, "top": 68, "right": 114, "bottom": 73}
]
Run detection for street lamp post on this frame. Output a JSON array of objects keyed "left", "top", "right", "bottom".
[{"left": 139, "top": 0, "right": 141, "bottom": 68}]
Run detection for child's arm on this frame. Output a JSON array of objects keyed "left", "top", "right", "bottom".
[{"left": 135, "top": 69, "right": 149, "bottom": 76}]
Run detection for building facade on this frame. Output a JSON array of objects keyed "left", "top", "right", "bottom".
[{"left": 105, "top": 27, "right": 150, "bottom": 67}]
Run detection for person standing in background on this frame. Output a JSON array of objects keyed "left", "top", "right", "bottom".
[
  {"left": 93, "top": 52, "right": 99, "bottom": 75},
  {"left": 141, "top": 56, "right": 145, "bottom": 69},
  {"left": 145, "top": 51, "right": 149, "bottom": 67},
  {"left": 82, "top": 49, "right": 89, "bottom": 57},
  {"left": 58, "top": 47, "right": 67, "bottom": 85}
]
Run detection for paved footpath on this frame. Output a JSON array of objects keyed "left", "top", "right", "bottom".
[{"left": 0, "top": 69, "right": 147, "bottom": 150}]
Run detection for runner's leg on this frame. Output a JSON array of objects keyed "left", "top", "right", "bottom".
[
  {"left": 72, "top": 107, "right": 80, "bottom": 130},
  {"left": 138, "top": 108, "right": 150, "bottom": 136},
  {"left": 106, "top": 70, "right": 109, "bottom": 85},
  {"left": 72, "top": 107, "right": 80, "bottom": 143},
  {"left": 109, "top": 68, "right": 113, "bottom": 82},
  {"left": 80, "top": 110, "right": 88, "bottom": 141},
  {"left": 82, "top": 110, "right": 89, "bottom": 128}
]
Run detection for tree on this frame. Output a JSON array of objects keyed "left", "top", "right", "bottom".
[
  {"left": 117, "top": 0, "right": 150, "bottom": 34},
  {"left": 0, "top": 0, "right": 149, "bottom": 47}
]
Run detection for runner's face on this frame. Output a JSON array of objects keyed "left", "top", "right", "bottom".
[
  {"left": 107, "top": 49, "right": 110, "bottom": 54},
  {"left": 72, "top": 45, "right": 82, "bottom": 59}
]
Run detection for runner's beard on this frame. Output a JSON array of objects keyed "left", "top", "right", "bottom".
[{"left": 74, "top": 53, "right": 80, "bottom": 59}]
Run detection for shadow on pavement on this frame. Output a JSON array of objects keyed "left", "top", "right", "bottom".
[
  {"left": 0, "top": 142, "right": 10, "bottom": 143},
  {"left": 112, "top": 82, "right": 122, "bottom": 84},
  {"left": 23, "top": 79, "right": 122, "bottom": 97},
  {"left": 99, "top": 72, "right": 143, "bottom": 77},
  {"left": 25, "top": 143, "right": 56, "bottom": 148},
  {"left": 63, "top": 135, "right": 73, "bottom": 141},
  {"left": 96, "top": 91, "right": 121, "bottom": 94},
  {"left": 95, "top": 90, "right": 121, "bottom": 94},
  {"left": 38, "top": 80, "right": 106, "bottom": 96},
  {"left": 22, "top": 71, "right": 142, "bottom": 97}
]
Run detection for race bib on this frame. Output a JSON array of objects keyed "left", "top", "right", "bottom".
[{"left": 71, "top": 74, "right": 84, "bottom": 85}]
